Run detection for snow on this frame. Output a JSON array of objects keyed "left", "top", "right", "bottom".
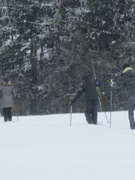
[{"left": 0, "top": 111, "right": 135, "bottom": 180}]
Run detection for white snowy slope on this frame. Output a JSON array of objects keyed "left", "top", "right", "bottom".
[{"left": 0, "top": 111, "right": 135, "bottom": 180}]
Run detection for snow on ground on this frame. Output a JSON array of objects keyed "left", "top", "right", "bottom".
[{"left": 0, "top": 111, "right": 135, "bottom": 180}]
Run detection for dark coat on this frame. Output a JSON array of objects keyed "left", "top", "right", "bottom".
[
  {"left": 114, "top": 67, "right": 135, "bottom": 97},
  {"left": 71, "top": 77, "right": 98, "bottom": 104}
]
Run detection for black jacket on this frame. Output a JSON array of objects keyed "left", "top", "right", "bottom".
[
  {"left": 71, "top": 78, "right": 98, "bottom": 104},
  {"left": 114, "top": 67, "right": 135, "bottom": 97}
]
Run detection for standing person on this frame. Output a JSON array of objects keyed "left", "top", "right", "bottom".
[
  {"left": 70, "top": 75, "right": 99, "bottom": 124},
  {"left": 111, "top": 64, "right": 135, "bottom": 129},
  {"left": 0, "top": 78, "right": 16, "bottom": 122}
]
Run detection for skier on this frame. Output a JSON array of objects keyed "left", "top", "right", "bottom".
[
  {"left": 0, "top": 78, "right": 16, "bottom": 122},
  {"left": 111, "top": 64, "right": 135, "bottom": 129},
  {"left": 70, "top": 75, "right": 99, "bottom": 124}
]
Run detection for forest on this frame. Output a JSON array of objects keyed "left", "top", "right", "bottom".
[{"left": 0, "top": 0, "right": 135, "bottom": 115}]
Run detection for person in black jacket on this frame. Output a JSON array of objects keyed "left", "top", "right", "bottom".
[
  {"left": 71, "top": 75, "right": 99, "bottom": 124},
  {"left": 112, "top": 64, "right": 135, "bottom": 129}
]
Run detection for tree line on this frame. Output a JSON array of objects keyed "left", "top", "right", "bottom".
[{"left": 0, "top": 0, "right": 135, "bottom": 115}]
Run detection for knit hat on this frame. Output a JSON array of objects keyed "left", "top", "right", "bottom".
[
  {"left": 3, "top": 77, "right": 9, "bottom": 82},
  {"left": 82, "top": 75, "right": 89, "bottom": 81}
]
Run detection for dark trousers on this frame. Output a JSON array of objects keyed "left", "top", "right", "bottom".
[
  {"left": 3, "top": 108, "right": 12, "bottom": 122},
  {"left": 128, "top": 96, "right": 135, "bottom": 129},
  {"left": 85, "top": 99, "right": 98, "bottom": 124}
]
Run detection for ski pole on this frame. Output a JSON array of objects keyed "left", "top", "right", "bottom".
[
  {"left": 91, "top": 59, "right": 109, "bottom": 123},
  {"left": 70, "top": 105, "right": 72, "bottom": 126},
  {"left": 110, "top": 79, "right": 113, "bottom": 128},
  {"left": 17, "top": 115, "right": 19, "bottom": 121},
  {"left": 97, "top": 87, "right": 110, "bottom": 123},
  {"left": 14, "top": 110, "right": 19, "bottom": 122}
]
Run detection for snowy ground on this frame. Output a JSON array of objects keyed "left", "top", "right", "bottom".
[{"left": 0, "top": 111, "right": 135, "bottom": 180}]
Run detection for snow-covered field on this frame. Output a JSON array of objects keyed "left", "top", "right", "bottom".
[{"left": 0, "top": 111, "right": 135, "bottom": 180}]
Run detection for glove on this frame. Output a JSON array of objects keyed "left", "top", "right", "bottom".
[
  {"left": 102, "top": 92, "right": 106, "bottom": 95},
  {"left": 70, "top": 100, "right": 74, "bottom": 106},
  {"left": 110, "top": 81, "right": 115, "bottom": 87}
]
